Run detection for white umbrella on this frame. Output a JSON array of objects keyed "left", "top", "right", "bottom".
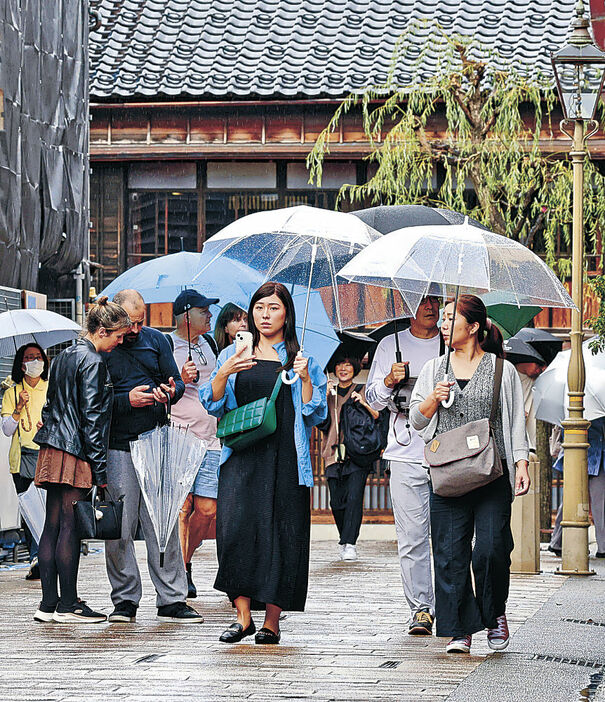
[
  {"left": 339, "top": 220, "right": 576, "bottom": 310},
  {"left": 0, "top": 309, "right": 81, "bottom": 356},
  {"left": 533, "top": 341, "right": 605, "bottom": 426}
]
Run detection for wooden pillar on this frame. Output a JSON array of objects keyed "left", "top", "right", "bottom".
[{"left": 510, "top": 454, "right": 541, "bottom": 574}]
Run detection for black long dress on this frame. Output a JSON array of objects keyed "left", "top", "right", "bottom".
[{"left": 214, "top": 359, "right": 311, "bottom": 611}]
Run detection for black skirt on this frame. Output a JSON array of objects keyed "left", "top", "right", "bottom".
[{"left": 214, "top": 360, "right": 311, "bottom": 611}]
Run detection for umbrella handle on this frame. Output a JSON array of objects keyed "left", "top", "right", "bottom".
[
  {"left": 441, "top": 373, "right": 455, "bottom": 408},
  {"left": 281, "top": 370, "right": 298, "bottom": 385},
  {"left": 281, "top": 350, "right": 302, "bottom": 385}
]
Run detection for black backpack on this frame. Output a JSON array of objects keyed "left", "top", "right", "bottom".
[{"left": 340, "top": 387, "right": 385, "bottom": 467}]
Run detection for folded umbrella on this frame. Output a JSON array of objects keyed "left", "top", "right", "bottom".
[
  {"left": 17, "top": 483, "right": 46, "bottom": 545},
  {"left": 130, "top": 424, "right": 206, "bottom": 567},
  {"left": 0, "top": 309, "right": 81, "bottom": 356}
]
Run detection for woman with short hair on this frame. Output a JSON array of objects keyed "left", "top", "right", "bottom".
[
  {"left": 410, "top": 294, "right": 529, "bottom": 654},
  {"left": 33, "top": 297, "right": 131, "bottom": 624},
  {"left": 201, "top": 282, "right": 327, "bottom": 645}
]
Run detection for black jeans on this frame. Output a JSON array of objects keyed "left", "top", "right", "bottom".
[
  {"left": 430, "top": 465, "right": 513, "bottom": 637},
  {"left": 327, "top": 467, "right": 370, "bottom": 546}
]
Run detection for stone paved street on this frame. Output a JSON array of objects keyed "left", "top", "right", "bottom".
[{"left": 0, "top": 539, "right": 586, "bottom": 702}]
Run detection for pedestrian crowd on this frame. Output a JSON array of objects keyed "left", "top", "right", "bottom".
[{"left": 2, "top": 282, "right": 603, "bottom": 655}]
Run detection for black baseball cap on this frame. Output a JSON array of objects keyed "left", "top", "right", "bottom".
[{"left": 173, "top": 290, "right": 219, "bottom": 316}]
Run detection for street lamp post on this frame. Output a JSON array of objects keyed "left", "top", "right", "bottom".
[{"left": 551, "top": 0, "right": 605, "bottom": 575}]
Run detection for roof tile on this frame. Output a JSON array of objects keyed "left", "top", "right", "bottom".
[{"left": 90, "top": 0, "right": 579, "bottom": 99}]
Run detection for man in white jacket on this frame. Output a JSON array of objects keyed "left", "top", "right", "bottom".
[{"left": 366, "top": 296, "right": 442, "bottom": 635}]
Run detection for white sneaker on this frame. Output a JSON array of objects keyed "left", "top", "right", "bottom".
[
  {"left": 342, "top": 544, "right": 358, "bottom": 561},
  {"left": 338, "top": 544, "right": 345, "bottom": 559}
]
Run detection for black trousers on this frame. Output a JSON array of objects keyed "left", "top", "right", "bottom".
[
  {"left": 327, "top": 468, "right": 370, "bottom": 546},
  {"left": 430, "top": 465, "right": 513, "bottom": 637}
]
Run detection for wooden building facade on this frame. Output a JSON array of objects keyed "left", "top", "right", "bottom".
[{"left": 88, "top": 0, "right": 601, "bottom": 521}]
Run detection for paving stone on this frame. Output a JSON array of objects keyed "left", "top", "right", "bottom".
[{"left": 0, "top": 540, "right": 566, "bottom": 702}]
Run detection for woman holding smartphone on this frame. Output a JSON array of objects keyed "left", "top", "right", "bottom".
[
  {"left": 200, "top": 282, "right": 327, "bottom": 644},
  {"left": 33, "top": 297, "right": 131, "bottom": 624}
]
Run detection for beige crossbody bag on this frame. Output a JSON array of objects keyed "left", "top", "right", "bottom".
[{"left": 424, "top": 357, "right": 504, "bottom": 498}]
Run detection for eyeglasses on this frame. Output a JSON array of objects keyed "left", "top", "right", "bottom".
[{"left": 191, "top": 343, "right": 208, "bottom": 366}]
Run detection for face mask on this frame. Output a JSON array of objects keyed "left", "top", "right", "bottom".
[{"left": 24, "top": 359, "right": 45, "bottom": 378}]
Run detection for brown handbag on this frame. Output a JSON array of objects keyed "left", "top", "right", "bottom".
[{"left": 424, "top": 357, "right": 504, "bottom": 498}]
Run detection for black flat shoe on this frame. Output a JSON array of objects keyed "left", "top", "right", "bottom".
[
  {"left": 219, "top": 620, "right": 256, "bottom": 643},
  {"left": 255, "top": 627, "right": 281, "bottom": 644}
]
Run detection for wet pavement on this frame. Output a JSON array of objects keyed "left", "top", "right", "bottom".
[{"left": 0, "top": 540, "right": 602, "bottom": 701}]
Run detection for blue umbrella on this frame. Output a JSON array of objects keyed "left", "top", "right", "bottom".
[
  {"left": 99, "top": 251, "right": 256, "bottom": 307},
  {"left": 99, "top": 252, "right": 338, "bottom": 370}
]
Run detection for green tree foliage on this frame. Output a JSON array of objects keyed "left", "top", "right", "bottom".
[
  {"left": 588, "top": 275, "right": 605, "bottom": 353},
  {"left": 307, "top": 22, "right": 605, "bottom": 277}
]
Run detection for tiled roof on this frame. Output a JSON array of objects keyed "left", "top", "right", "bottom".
[{"left": 89, "top": 0, "right": 578, "bottom": 100}]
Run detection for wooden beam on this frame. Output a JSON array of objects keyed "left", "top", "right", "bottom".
[{"left": 90, "top": 143, "right": 375, "bottom": 160}]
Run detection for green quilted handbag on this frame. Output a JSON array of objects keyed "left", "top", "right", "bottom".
[{"left": 217, "top": 373, "right": 283, "bottom": 451}]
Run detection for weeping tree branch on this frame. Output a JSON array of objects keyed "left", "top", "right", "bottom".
[{"left": 307, "top": 19, "right": 605, "bottom": 276}]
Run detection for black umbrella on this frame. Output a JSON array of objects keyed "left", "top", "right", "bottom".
[
  {"left": 352, "top": 205, "right": 489, "bottom": 235},
  {"left": 368, "top": 319, "right": 411, "bottom": 344},
  {"left": 514, "top": 328, "right": 563, "bottom": 366},
  {"left": 503, "top": 338, "right": 546, "bottom": 366},
  {"left": 326, "top": 331, "right": 376, "bottom": 372}
]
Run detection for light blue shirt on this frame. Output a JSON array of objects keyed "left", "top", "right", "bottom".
[{"left": 199, "top": 341, "right": 327, "bottom": 487}]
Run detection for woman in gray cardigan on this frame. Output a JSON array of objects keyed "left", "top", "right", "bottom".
[{"left": 410, "top": 295, "right": 529, "bottom": 655}]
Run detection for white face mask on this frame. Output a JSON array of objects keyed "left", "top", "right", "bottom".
[{"left": 24, "top": 359, "right": 45, "bottom": 378}]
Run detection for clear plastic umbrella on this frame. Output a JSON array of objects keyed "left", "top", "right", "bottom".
[
  {"left": 340, "top": 218, "right": 575, "bottom": 406},
  {"left": 18, "top": 483, "right": 46, "bottom": 545},
  {"left": 533, "top": 341, "right": 605, "bottom": 426},
  {"left": 193, "top": 205, "right": 418, "bottom": 382},
  {"left": 339, "top": 220, "right": 575, "bottom": 310},
  {"left": 130, "top": 423, "right": 206, "bottom": 567}
]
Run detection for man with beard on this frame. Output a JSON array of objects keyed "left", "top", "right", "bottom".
[
  {"left": 103, "top": 289, "right": 201, "bottom": 624},
  {"left": 366, "top": 296, "right": 442, "bottom": 636}
]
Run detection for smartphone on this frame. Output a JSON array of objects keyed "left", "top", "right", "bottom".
[{"left": 235, "top": 330, "right": 253, "bottom": 358}]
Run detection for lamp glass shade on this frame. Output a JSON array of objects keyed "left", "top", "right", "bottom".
[{"left": 552, "top": 45, "right": 605, "bottom": 120}]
